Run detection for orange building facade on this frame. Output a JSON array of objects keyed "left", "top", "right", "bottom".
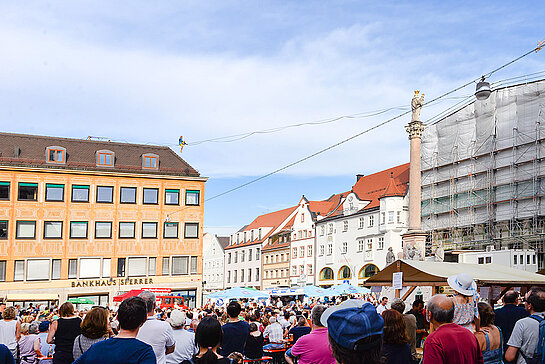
[{"left": 0, "top": 133, "right": 206, "bottom": 308}]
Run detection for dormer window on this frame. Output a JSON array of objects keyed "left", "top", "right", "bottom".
[
  {"left": 46, "top": 146, "right": 66, "bottom": 164},
  {"left": 142, "top": 154, "right": 159, "bottom": 170},
  {"left": 96, "top": 150, "right": 115, "bottom": 167}
]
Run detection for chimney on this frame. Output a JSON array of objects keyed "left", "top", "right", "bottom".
[
  {"left": 14, "top": 146, "right": 20, "bottom": 158},
  {"left": 356, "top": 174, "right": 364, "bottom": 182}
]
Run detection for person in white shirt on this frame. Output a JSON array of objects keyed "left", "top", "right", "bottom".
[
  {"left": 136, "top": 291, "right": 176, "bottom": 364},
  {"left": 263, "top": 317, "right": 284, "bottom": 350},
  {"left": 165, "top": 310, "right": 197, "bottom": 364},
  {"left": 376, "top": 297, "right": 388, "bottom": 315}
]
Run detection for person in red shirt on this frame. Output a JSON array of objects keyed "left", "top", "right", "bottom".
[{"left": 423, "top": 294, "right": 483, "bottom": 364}]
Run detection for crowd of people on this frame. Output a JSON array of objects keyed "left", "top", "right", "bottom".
[{"left": 0, "top": 273, "right": 544, "bottom": 363}]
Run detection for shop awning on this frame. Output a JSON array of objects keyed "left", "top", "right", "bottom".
[
  {"left": 113, "top": 289, "right": 144, "bottom": 302},
  {"left": 4, "top": 293, "right": 59, "bottom": 301},
  {"left": 365, "top": 259, "right": 545, "bottom": 287}
]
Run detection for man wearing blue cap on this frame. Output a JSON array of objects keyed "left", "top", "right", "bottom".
[{"left": 320, "top": 300, "right": 385, "bottom": 364}]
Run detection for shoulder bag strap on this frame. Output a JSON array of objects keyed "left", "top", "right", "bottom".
[{"left": 78, "top": 335, "right": 84, "bottom": 354}]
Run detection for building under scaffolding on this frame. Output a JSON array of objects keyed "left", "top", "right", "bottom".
[{"left": 421, "top": 79, "right": 545, "bottom": 268}]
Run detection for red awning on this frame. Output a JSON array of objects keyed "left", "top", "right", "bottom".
[{"left": 113, "top": 289, "right": 144, "bottom": 302}]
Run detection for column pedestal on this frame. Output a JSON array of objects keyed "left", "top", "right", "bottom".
[{"left": 401, "top": 230, "right": 427, "bottom": 261}]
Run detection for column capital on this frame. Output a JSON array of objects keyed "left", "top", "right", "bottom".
[{"left": 405, "top": 120, "right": 425, "bottom": 140}]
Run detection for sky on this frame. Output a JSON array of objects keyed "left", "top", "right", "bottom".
[{"left": 1, "top": 1, "right": 544, "bottom": 235}]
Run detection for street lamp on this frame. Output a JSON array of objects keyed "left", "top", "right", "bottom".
[{"left": 475, "top": 76, "right": 492, "bottom": 100}]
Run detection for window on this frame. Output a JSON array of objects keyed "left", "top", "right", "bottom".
[
  {"left": 0, "top": 261, "right": 6, "bottom": 282},
  {"left": 241, "top": 250, "right": 245, "bottom": 262},
  {"left": 96, "top": 186, "right": 113, "bottom": 203},
  {"left": 359, "top": 217, "right": 364, "bottom": 229},
  {"left": 164, "top": 222, "right": 178, "bottom": 238},
  {"left": 533, "top": 255, "right": 537, "bottom": 265},
  {"left": 46, "top": 147, "right": 65, "bottom": 164},
  {"left": 320, "top": 267, "right": 334, "bottom": 280},
  {"left": 320, "top": 225, "right": 325, "bottom": 236},
  {"left": 142, "top": 222, "right": 158, "bottom": 239},
  {"left": 520, "top": 254, "right": 523, "bottom": 263},
  {"left": 234, "top": 270, "right": 237, "bottom": 283},
  {"left": 0, "top": 182, "right": 9, "bottom": 200},
  {"left": 308, "top": 245, "right": 313, "bottom": 257},
  {"left": 228, "top": 253, "right": 232, "bottom": 264},
  {"left": 0, "top": 221, "right": 7, "bottom": 239},
  {"left": 514, "top": 255, "right": 518, "bottom": 264},
  {"left": 388, "top": 211, "right": 394, "bottom": 223},
  {"left": 307, "top": 264, "right": 313, "bottom": 275},
  {"left": 70, "top": 222, "right": 88, "bottom": 239},
  {"left": 27, "top": 259, "right": 51, "bottom": 281},
  {"left": 342, "top": 242, "right": 348, "bottom": 254},
  {"left": 319, "top": 245, "right": 325, "bottom": 256},
  {"left": 397, "top": 211, "right": 401, "bottom": 223},
  {"left": 71, "top": 185, "right": 89, "bottom": 202},
  {"left": 45, "top": 184, "right": 64, "bottom": 201},
  {"left": 251, "top": 231, "right": 254, "bottom": 240},
  {"left": 119, "top": 222, "right": 136, "bottom": 238},
  {"left": 97, "top": 150, "right": 114, "bottom": 167},
  {"left": 369, "top": 215, "right": 374, "bottom": 227},
  {"left": 292, "top": 266, "right": 297, "bottom": 275},
  {"left": 16, "top": 221, "right": 36, "bottom": 239},
  {"left": 227, "top": 271, "right": 231, "bottom": 283},
  {"left": 18, "top": 183, "right": 38, "bottom": 201},
  {"left": 117, "top": 258, "right": 126, "bottom": 277},
  {"left": 256, "top": 268, "right": 259, "bottom": 281},
  {"left": 527, "top": 255, "right": 531, "bottom": 265},
  {"left": 486, "top": 256, "right": 492, "bottom": 264},
  {"left": 339, "top": 266, "right": 351, "bottom": 279},
  {"left": 360, "top": 264, "right": 379, "bottom": 279},
  {"left": 191, "top": 256, "right": 198, "bottom": 274},
  {"left": 328, "top": 223, "right": 333, "bottom": 234},
  {"left": 95, "top": 222, "right": 112, "bottom": 239},
  {"left": 80, "top": 258, "right": 102, "bottom": 278},
  {"left": 293, "top": 247, "right": 297, "bottom": 258},
  {"left": 366, "top": 239, "right": 373, "bottom": 251},
  {"left": 241, "top": 269, "right": 245, "bottom": 282},
  {"left": 184, "top": 223, "right": 199, "bottom": 238},
  {"left": 327, "top": 243, "right": 333, "bottom": 255},
  {"left": 358, "top": 240, "right": 364, "bottom": 252},
  {"left": 165, "top": 189, "right": 179, "bottom": 205},
  {"left": 103, "top": 258, "right": 111, "bottom": 277},
  {"left": 14, "top": 260, "right": 24, "bottom": 281},
  {"left": 142, "top": 188, "right": 159, "bottom": 205},
  {"left": 127, "top": 257, "right": 147, "bottom": 277},
  {"left": 378, "top": 237, "right": 384, "bottom": 250},
  {"left": 478, "top": 257, "right": 484, "bottom": 264},
  {"left": 343, "top": 221, "right": 348, "bottom": 231},
  {"left": 300, "top": 246, "right": 305, "bottom": 257},
  {"left": 142, "top": 154, "right": 159, "bottom": 169},
  {"left": 185, "top": 190, "right": 200, "bottom": 206},
  {"left": 381, "top": 212, "right": 386, "bottom": 224},
  {"left": 248, "top": 249, "right": 252, "bottom": 261},
  {"left": 69, "top": 259, "right": 78, "bottom": 279},
  {"left": 120, "top": 187, "right": 137, "bottom": 204},
  {"left": 162, "top": 257, "right": 170, "bottom": 275},
  {"left": 44, "top": 221, "right": 62, "bottom": 239},
  {"left": 258, "top": 228, "right": 262, "bottom": 240},
  {"left": 172, "top": 256, "right": 189, "bottom": 275},
  {"left": 256, "top": 248, "right": 260, "bottom": 260}
]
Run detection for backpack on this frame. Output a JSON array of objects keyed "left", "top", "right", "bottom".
[{"left": 521, "top": 315, "right": 545, "bottom": 364}]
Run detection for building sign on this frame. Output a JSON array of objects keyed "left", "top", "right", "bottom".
[{"left": 71, "top": 277, "right": 154, "bottom": 288}]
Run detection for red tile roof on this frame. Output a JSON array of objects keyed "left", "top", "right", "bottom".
[
  {"left": 225, "top": 206, "right": 297, "bottom": 250},
  {"left": 352, "top": 163, "right": 409, "bottom": 210},
  {"left": 0, "top": 132, "right": 200, "bottom": 177},
  {"left": 380, "top": 171, "right": 406, "bottom": 198}
]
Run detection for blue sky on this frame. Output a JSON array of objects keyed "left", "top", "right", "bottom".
[{"left": 1, "top": 1, "right": 544, "bottom": 235}]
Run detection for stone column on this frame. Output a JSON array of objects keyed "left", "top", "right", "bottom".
[{"left": 402, "top": 107, "right": 427, "bottom": 260}]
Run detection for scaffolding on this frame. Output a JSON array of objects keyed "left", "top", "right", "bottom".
[{"left": 421, "top": 79, "right": 545, "bottom": 268}]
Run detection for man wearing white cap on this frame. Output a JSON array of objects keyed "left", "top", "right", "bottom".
[{"left": 166, "top": 310, "right": 198, "bottom": 364}]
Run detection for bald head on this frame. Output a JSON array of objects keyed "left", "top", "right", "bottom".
[{"left": 427, "top": 294, "right": 454, "bottom": 324}]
